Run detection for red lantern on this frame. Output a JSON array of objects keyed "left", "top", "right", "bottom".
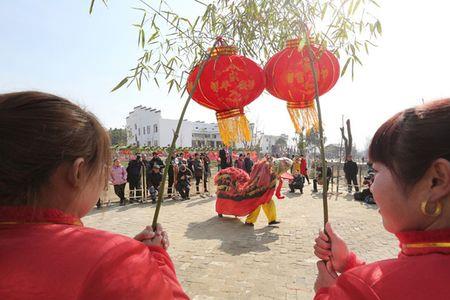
[
  {"left": 265, "top": 38, "right": 340, "bottom": 133},
  {"left": 187, "top": 42, "right": 265, "bottom": 146}
]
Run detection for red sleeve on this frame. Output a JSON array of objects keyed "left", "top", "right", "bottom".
[
  {"left": 78, "top": 242, "right": 189, "bottom": 300},
  {"left": 342, "top": 252, "right": 366, "bottom": 272},
  {"left": 314, "top": 272, "right": 379, "bottom": 300},
  {"left": 275, "top": 178, "right": 285, "bottom": 199}
]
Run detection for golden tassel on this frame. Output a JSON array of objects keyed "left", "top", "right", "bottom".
[
  {"left": 217, "top": 109, "right": 251, "bottom": 146},
  {"left": 287, "top": 101, "right": 319, "bottom": 134}
]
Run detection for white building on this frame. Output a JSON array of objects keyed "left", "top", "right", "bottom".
[
  {"left": 259, "top": 133, "right": 289, "bottom": 154},
  {"left": 126, "top": 106, "right": 191, "bottom": 147},
  {"left": 126, "top": 106, "right": 225, "bottom": 148},
  {"left": 191, "top": 121, "right": 223, "bottom": 148}
]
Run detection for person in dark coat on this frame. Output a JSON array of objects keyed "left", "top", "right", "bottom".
[
  {"left": 343, "top": 155, "right": 359, "bottom": 193},
  {"left": 176, "top": 164, "right": 192, "bottom": 200},
  {"left": 126, "top": 155, "right": 143, "bottom": 202},
  {"left": 149, "top": 152, "right": 165, "bottom": 170},
  {"left": 167, "top": 155, "right": 177, "bottom": 199},
  {"left": 193, "top": 153, "right": 203, "bottom": 194},
  {"left": 147, "top": 164, "right": 162, "bottom": 203},
  {"left": 234, "top": 153, "right": 245, "bottom": 170},
  {"left": 187, "top": 155, "right": 194, "bottom": 174},
  {"left": 219, "top": 148, "right": 228, "bottom": 170},
  {"left": 244, "top": 152, "right": 254, "bottom": 174},
  {"left": 201, "top": 153, "right": 211, "bottom": 194}
]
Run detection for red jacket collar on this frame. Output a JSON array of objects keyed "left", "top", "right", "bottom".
[
  {"left": 396, "top": 228, "right": 450, "bottom": 256},
  {"left": 0, "top": 206, "right": 83, "bottom": 226}
]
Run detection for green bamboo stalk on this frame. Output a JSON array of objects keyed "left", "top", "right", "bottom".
[
  {"left": 152, "top": 39, "right": 220, "bottom": 229},
  {"left": 303, "top": 27, "right": 329, "bottom": 229}
]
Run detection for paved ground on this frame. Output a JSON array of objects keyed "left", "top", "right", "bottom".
[{"left": 84, "top": 180, "right": 398, "bottom": 299}]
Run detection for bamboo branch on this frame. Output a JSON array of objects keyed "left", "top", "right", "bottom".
[
  {"left": 302, "top": 23, "right": 329, "bottom": 229},
  {"left": 152, "top": 39, "right": 221, "bottom": 228}
]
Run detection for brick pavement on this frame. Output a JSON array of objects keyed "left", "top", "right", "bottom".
[{"left": 84, "top": 182, "right": 398, "bottom": 299}]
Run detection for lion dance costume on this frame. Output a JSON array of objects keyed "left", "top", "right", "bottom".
[{"left": 214, "top": 157, "right": 293, "bottom": 224}]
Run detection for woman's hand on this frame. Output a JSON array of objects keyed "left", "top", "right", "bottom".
[
  {"left": 313, "top": 222, "right": 349, "bottom": 273},
  {"left": 314, "top": 260, "right": 338, "bottom": 292},
  {"left": 134, "top": 224, "right": 170, "bottom": 250}
]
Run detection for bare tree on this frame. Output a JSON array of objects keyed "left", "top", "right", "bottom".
[{"left": 340, "top": 119, "right": 353, "bottom": 158}]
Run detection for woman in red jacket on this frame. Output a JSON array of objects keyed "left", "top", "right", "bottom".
[
  {"left": 0, "top": 92, "right": 189, "bottom": 299},
  {"left": 313, "top": 99, "right": 450, "bottom": 299}
]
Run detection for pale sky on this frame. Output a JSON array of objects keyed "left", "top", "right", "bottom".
[{"left": 1, "top": 1, "right": 450, "bottom": 150}]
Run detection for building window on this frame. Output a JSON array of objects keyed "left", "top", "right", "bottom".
[
  {"left": 138, "top": 128, "right": 141, "bottom": 136},
  {"left": 154, "top": 124, "right": 158, "bottom": 133},
  {"left": 147, "top": 125, "right": 151, "bottom": 133},
  {"left": 212, "top": 134, "right": 216, "bottom": 139},
  {"left": 134, "top": 124, "right": 137, "bottom": 130},
  {"left": 143, "top": 127, "right": 146, "bottom": 135}
]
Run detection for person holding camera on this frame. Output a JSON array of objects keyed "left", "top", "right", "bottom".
[{"left": 176, "top": 164, "right": 192, "bottom": 200}]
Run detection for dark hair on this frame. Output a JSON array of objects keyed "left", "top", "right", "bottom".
[
  {"left": 0, "top": 91, "right": 111, "bottom": 205},
  {"left": 369, "top": 99, "right": 450, "bottom": 188}
]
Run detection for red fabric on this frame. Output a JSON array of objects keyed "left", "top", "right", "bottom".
[
  {"left": 314, "top": 228, "right": 450, "bottom": 299},
  {"left": 215, "top": 186, "right": 276, "bottom": 216},
  {"left": 300, "top": 158, "right": 307, "bottom": 175},
  {"left": 214, "top": 165, "right": 278, "bottom": 216},
  {"left": 265, "top": 39, "right": 340, "bottom": 106},
  {"left": 186, "top": 47, "right": 265, "bottom": 112},
  {"left": 0, "top": 206, "right": 189, "bottom": 300},
  {"left": 280, "top": 172, "right": 294, "bottom": 180},
  {"left": 275, "top": 178, "right": 285, "bottom": 199}
]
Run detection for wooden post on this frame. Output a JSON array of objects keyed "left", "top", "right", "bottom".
[{"left": 336, "top": 115, "right": 344, "bottom": 196}]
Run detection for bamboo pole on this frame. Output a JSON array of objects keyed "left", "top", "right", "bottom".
[
  {"left": 152, "top": 39, "right": 221, "bottom": 228},
  {"left": 304, "top": 28, "right": 329, "bottom": 229}
]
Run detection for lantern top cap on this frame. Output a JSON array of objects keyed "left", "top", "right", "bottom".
[
  {"left": 285, "top": 38, "right": 316, "bottom": 49},
  {"left": 208, "top": 45, "right": 238, "bottom": 58}
]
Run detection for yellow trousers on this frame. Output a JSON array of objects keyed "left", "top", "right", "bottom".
[{"left": 245, "top": 199, "right": 277, "bottom": 224}]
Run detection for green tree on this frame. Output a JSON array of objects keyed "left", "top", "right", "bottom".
[
  {"left": 90, "top": 0, "right": 381, "bottom": 227},
  {"left": 108, "top": 128, "right": 128, "bottom": 146}
]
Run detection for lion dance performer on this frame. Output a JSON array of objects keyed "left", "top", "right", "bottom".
[{"left": 214, "top": 157, "right": 293, "bottom": 226}]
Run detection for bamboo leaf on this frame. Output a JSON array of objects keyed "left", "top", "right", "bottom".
[
  {"left": 341, "top": 57, "right": 351, "bottom": 76},
  {"left": 347, "top": 0, "right": 354, "bottom": 16},
  {"left": 168, "top": 79, "right": 175, "bottom": 93},
  {"left": 148, "top": 30, "right": 159, "bottom": 43},
  {"left": 375, "top": 20, "right": 382, "bottom": 34},
  {"left": 298, "top": 36, "right": 306, "bottom": 51},
  {"left": 321, "top": 2, "right": 328, "bottom": 19},
  {"left": 351, "top": 58, "right": 355, "bottom": 80},
  {"left": 352, "top": 0, "right": 362, "bottom": 14},
  {"left": 140, "top": 12, "right": 146, "bottom": 27},
  {"left": 141, "top": 29, "right": 145, "bottom": 48},
  {"left": 369, "top": 0, "right": 380, "bottom": 8},
  {"left": 364, "top": 42, "right": 369, "bottom": 54},
  {"left": 111, "top": 77, "right": 129, "bottom": 92},
  {"left": 89, "top": 0, "right": 95, "bottom": 14},
  {"left": 194, "top": 0, "right": 207, "bottom": 6}
]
